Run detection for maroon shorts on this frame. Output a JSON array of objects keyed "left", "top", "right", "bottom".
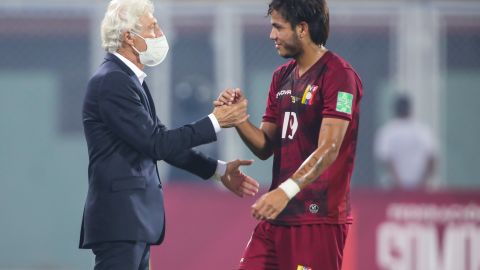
[{"left": 238, "top": 221, "right": 349, "bottom": 270}]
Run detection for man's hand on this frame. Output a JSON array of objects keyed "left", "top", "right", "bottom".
[
  {"left": 213, "top": 88, "right": 245, "bottom": 107},
  {"left": 221, "top": 159, "right": 259, "bottom": 197},
  {"left": 212, "top": 98, "right": 249, "bottom": 128},
  {"left": 251, "top": 188, "right": 289, "bottom": 220}
]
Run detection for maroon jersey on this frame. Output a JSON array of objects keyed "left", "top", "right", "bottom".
[{"left": 263, "top": 51, "right": 362, "bottom": 225}]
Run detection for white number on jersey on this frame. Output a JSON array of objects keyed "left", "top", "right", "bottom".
[{"left": 281, "top": 111, "right": 298, "bottom": 139}]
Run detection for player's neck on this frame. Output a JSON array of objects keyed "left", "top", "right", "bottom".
[{"left": 296, "top": 45, "right": 328, "bottom": 77}]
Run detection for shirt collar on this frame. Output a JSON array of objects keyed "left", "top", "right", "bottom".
[{"left": 112, "top": 52, "right": 147, "bottom": 85}]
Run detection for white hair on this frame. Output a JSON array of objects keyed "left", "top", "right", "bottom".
[{"left": 101, "top": 0, "right": 154, "bottom": 52}]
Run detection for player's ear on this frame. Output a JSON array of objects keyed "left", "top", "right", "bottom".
[{"left": 297, "top": 22, "right": 308, "bottom": 39}]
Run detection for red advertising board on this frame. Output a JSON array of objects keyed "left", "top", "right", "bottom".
[
  {"left": 151, "top": 184, "right": 480, "bottom": 270},
  {"left": 350, "top": 189, "right": 480, "bottom": 270}
]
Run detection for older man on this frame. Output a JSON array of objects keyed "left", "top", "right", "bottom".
[{"left": 79, "top": 0, "right": 259, "bottom": 269}]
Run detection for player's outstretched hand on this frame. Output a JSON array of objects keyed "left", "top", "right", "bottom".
[
  {"left": 251, "top": 188, "right": 289, "bottom": 220},
  {"left": 221, "top": 159, "right": 260, "bottom": 197},
  {"left": 214, "top": 88, "right": 246, "bottom": 107}
]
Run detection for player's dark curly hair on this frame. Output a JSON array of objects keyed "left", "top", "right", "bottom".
[{"left": 268, "top": 0, "right": 329, "bottom": 46}]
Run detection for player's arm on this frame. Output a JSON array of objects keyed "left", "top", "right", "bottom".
[
  {"left": 235, "top": 121, "right": 277, "bottom": 160},
  {"left": 215, "top": 88, "right": 277, "bottom": 160},
  {"left": 251, "top": 117, "right": 349, "bottom": 220},
  {"left": 289, "top": 117, "right": 349, "bottom": 189}
]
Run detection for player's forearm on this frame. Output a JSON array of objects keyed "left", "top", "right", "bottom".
[
  {"left": 290, "top": 140, "right": 340, "bottom": 189},
  {"left": 289, "top": 119, "right": 348, "bottom": 190},
  {"left": 235, "top": 121, "right": 273, "bottom": 160}
]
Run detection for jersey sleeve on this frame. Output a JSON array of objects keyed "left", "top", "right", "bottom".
[
  {"left": 322, "top": 68, "right": 359, "bottom": 121},
  {"left": 262, "top": 71, "right": 280, "bottom": 123}
]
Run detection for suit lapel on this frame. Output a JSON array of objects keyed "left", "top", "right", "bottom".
[
  {"left": 142, "top": 82, "right": 157, "bottom": 119},
  {"left": 105, "top": 53, "right": 155, "bottom": 119},
  {"left": 131, "top": 77, "right": 154, "bottom": 119}
]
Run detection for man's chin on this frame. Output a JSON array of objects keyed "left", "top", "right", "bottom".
[
  {"left": 276, "top": 50, "right": 292, "bottom": 59},
  {"left": 279, "top": 53, "right": 293, "bottom": 59}
]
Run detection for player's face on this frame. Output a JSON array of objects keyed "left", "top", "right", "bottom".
[{"left": 269, "top": 10, "right": 303, "bottom": 59}]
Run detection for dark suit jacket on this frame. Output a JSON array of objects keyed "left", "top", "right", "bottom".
[{"left": 80, "top": 53, "right": 218, "bottom": 248}]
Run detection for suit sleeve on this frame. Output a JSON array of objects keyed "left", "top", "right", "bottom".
[
  {"left": 165, "top": 149, "right": 217, "bottom": 180},
  {"left": 98, "top": 71, "right": 217, "bottom": 161}
]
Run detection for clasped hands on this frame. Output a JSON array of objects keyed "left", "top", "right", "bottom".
[
  {"left": 211, "top": 88, "right": 259, "bottom": 198},
  {"left": 212, "top": 88, "right": 249, "bottom": 128},
  {"left": 213, "top": 88, "right": 291, "bottom": 221}
]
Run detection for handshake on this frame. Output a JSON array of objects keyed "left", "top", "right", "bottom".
[
  {"left": 209, "top": 88, "right": 260, "bottom": 198},
  {"left": 211, "top": 88, "right": 248, "bottom": 128}
]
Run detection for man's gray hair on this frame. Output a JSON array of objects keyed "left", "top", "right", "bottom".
[{"left": 101, "top": 0, "right": 154, "bottom": 52}]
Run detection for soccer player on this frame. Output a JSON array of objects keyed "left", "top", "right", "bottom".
[{"left": 216, "top": 0, "right": 363, "bottom": 269}]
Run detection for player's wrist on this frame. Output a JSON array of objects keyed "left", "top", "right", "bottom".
[{"left": 278, "top": 178, "right": 301, "bottom": 199}]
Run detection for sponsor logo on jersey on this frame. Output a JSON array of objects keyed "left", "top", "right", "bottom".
[
  {"left": 297, "top": 265, "right": 313, "bottom": 270},
  {"left": 336, "top": 91, "right": 353, "bottom": 114},
  {"left": 309, "top": 203, "right": 319, "bottom": 214},
  {"left": 301, "top": 84, "right": 319, "bottom": 105},
  {"left": 291, "top": 96, "right": 301, "bottom": 104},
  {"left": 276, "top": 89, "right": 292, "bottom": 99}
]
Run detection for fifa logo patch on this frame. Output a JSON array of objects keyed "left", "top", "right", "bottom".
[
  {"left": 297, "top": 265, "right": 313, "bottom": 270},
  {"left": 336, "top": 91, "right": 353, "bottom": 114},
  {"left": 301, "top": 84, "right": 319, "bottom": 105}
]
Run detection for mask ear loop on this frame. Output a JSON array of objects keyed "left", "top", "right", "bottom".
[{"left": 129, "top": 31, "right": 145, "bottom": 55}]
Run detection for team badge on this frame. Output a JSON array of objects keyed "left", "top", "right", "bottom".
[
  {"left": 297, "top": 265, "right": 313, "bottom": 270},
  {"left": 301, "top": 84, "right": 319, "bottom": 105},
  {"left": 309, "top": 203, "right": 319, "bottom": 214},
  {"left": 336, "top": 91, "right": 353, "bottom": 114}
]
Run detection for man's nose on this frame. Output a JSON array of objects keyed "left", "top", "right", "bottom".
[
  {"left": 269, "top": 28, "right": 279, "bottom": 40},
  {"left": 155, "top": 26, "right": 163, "bottom": 38},
  {"left": 269, "top": 30, "right": 276, "bottom": 40}
]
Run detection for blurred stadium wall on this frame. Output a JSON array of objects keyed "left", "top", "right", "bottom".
[{"left": 0, "top": 0, "right": 479, "bottom": 269}]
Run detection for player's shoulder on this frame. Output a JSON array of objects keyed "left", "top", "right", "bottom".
[
  {"left": 324, "top": 51, "right": 354, "bottom": 72},
  {"left": 324, "top": 51, "right": 362, "bottom": 83},
  {"left": 273, "top": 59, "right": 297, "bottom": 79}
]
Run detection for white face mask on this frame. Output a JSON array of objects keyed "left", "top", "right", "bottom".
[{"left": 131, "top": 31, "right": 169, "bottom": 67}]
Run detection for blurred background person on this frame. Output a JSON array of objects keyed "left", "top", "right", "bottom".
[{"left": 374, "top": 94, "right": 437, "bottom": 190}]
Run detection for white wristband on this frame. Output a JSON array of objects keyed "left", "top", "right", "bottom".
[{"left": 278, "top": 178, "right": 301, "bottom": 199}]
